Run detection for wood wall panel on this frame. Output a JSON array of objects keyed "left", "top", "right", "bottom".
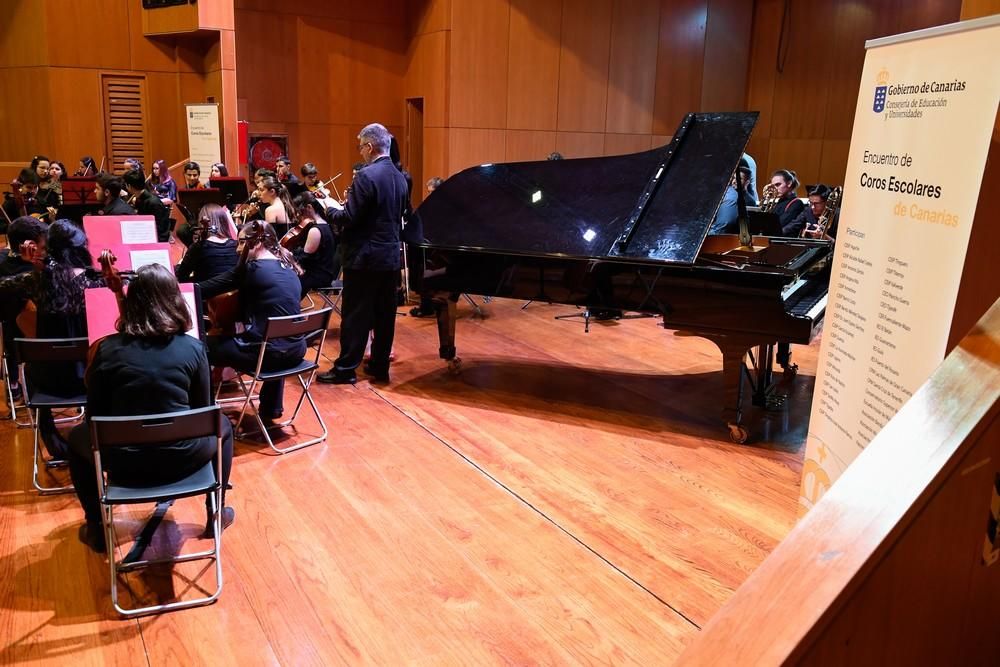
[
  {"left": 817, "top": 139, "right": 851, "bottom": 187},
  {"left": 46, "top": 69, "right": 105, "bottom": 167},
  {"left": 556, "top": 0, "right": 613, "bottom": 133},
  {"left": 127, "top": 0, "right": 189, "bottom": 74},
  {"left": 46, "top": 0, "right": 131, "bottom": 70},
  {"left": 744, "top": 0, "right": 780, "bottom": 141},
  {"left": 447, "top": 128, "right": 506, "bottom": 173},
  {"left": 405, "top": 30, "right": 449, "bottom": 129},
  {"left": 604, "top": 133, "right": 651, "bottom": 156},
  {"left": 606, "top": 0, "right": 660, "bottom": 134},
  {"left": 767, "top": 139, "right": 823, "bottom": 189},
  {"left": 0, "top": 2, "right": 48, "bottom": 68},
  {"left": 652, "top": 0, "right": 707, "bottom": 135},
  {"left": 505, "top": 130, "right": 557, "bottom": 162},
  {"left": 408, "top": 0, "right": 453, "bottom": 35},
  {"left": 700, "top": 0, "right": 753, "bottom": 112},
  {"left": 506, "top": 0, "right": 562, "bottom": 131},
  {"left": 449, "top": 0, "right": 510, "bottom": 128},
  {"left": 555, "top": 132, "right": 605, "bottom": 159},
  {"left": 423, "top": 126, "right": 448, "bottom": 183}
]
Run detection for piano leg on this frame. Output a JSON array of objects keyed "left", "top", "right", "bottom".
[
  {"left": 703, "top": 335, "right": 782, "bottom": 444},
  {"left": 777, "top": 342, "right": 798, "bottom": 377}
]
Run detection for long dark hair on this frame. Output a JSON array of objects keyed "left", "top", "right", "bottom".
[
  {"left": 251, "top": 221, "right": 301, "bottom": 274},
  {"left": 119, "top": 263, "right": 191, "bottom": 337},
  {"left": 259, "top": 176, "right": 295, "bottom": 223},
  {"left": 44, "top": 219, "right": 93, "bottom": 313},
  {"left": 152, "top": 159, "right": 172, "bottom": 185},
  {"left": 197, "top": 203, "right": 235, "bottom": 241},
  {"left": 292, "top": 191, "right": 327, "bottom": 223}
]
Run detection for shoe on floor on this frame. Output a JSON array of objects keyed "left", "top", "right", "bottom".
[
  {"left": 78, "top": 522, "right": 107, "bottom": 554},
  {"left": 317, "top": 369, "right": 356, "bottom": 385},
  {"left": 362, "top": 363, "right": 390, "bottom": 383},
  {"left": 202, "top": 507, "right": 236, "bottom": 538},
  {"left": 409, "top": 306, "right": 435, "bottom": 318}
]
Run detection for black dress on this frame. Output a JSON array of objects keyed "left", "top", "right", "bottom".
[{"left": 295, "top": 223, "right": 338, "bottom": 296}]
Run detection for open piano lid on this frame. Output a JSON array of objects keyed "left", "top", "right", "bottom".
[{"left": 415, "top": 112, "right": 758, "bottom": 265}]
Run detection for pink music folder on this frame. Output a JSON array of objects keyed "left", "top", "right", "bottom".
[
  {"left": 85, "top": 283, "right": 198, "bottom": 344},
  {"left": 82, "top": 215, "right": 156, "bottom": 247}
]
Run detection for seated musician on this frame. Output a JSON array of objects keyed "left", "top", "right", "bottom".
[
  {"left": 175, "top": 204, "right": 239, "bottom": 283},
  {"left": 784, "top": 184, "right": 839, "bottom": 239},
  {"left": 210, "top": 162, "right": 228, "bottom": 178},
  {"left": 300, "top": 162, "right": 343, "bottom": 212},
  {"left": 289, "top": 192, "right": 338, "bottom": 298},
  {"left": 45, "top": 161, "right": 67, "bottom": 201},
  {"left": 123, "top": 158, "right": 144, "bottom": 176},
  {"left": 768, "top": 169, "right": 805, "bottom": 231},
  {"left": 150, "top": 159, "right": 179, "bottom": 208},
  {"left": 200, "top": 222, "right": 306, "bottom": 428},
  {"left": 0, "top": 220, "right": 106, "bottom": 458},
  {"left": 67, "top": 263, "right": 235, "bottom": 553},
  {"left": 74, "top": 156, "right": 98, "bottom": 177},
  {"left": 95, "top": 173, "right": 135, "bottom": 216},
  {"left": 182, "top": 161, "right": 204, "bottom": 190},
  {"left": 0, "top": 217, "right": 48, "bottom": 401},
  {"left": 258, "top": 176, "right": 295, "bottom": 238},
  {"left": 709, "top": 154, "right": 757, "bottom": 234},
  {"left": 33, "top": 156, "right": 62, "bottom": 215},
  {"left": 123, "top": 169, "right": 172, "bottom": 242},
  {"left": 3, "top": 169, "right": 52, "bottom": 224},
  {"left": 275, "top": 156, "right": 300, "bottom": 187}
]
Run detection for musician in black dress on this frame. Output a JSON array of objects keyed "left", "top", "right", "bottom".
[
  {"left": 317, "top": 123, "right": 409, "bottom": 385},
  {"left": 95, "top": 173, "right": 135, "bottom": 216},
  {"left": 175, "top": 204, "right": 239, "bottom": 283},
  {"left": 123, "top": 169, "right": 172, "bottom": 241},
  {"left": 0, "top": 220, "right": 105, "bottom": 458},
  {"left": 67, "top": 263, "right": 235, "bottom": 552},
  {"left": 768, "top": 169, "right": 805, "bottom": 232},
  {"left": 0, "top": 217, "right": 48, "bottom": 401},
  {"left": 290, "top": 192, "right": 338, "bottom": 298},
  {"left": 200, "top": 222, "right": 306, "bottom": 425}
]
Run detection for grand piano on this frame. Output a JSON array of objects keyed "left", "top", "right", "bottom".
[{"left": 408, "top": 112, "right": 831, "bottom": 443}]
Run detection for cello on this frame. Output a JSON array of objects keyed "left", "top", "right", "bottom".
[{"left": 205, "top": 220, "right": 265, "bottom": 335}]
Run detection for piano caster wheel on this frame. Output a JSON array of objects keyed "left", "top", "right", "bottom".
[
  {"left": 728, "top": 423, "right": 749, "bottom": 444},
  {"left": 446, "top": 357, "right": 463, "bottom": 375}
]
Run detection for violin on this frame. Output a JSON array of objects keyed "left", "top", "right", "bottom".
[
  {"left": 233, "top": 194, "right": 262, "bottom": 223},
  {"left": 9, "top": 180, "right": 53, "bottom": 221},
  {"left": 205, "top": 221, "right": 266, "bottom": 336},
  {"left": 279, "top": 219, "right": 313, "bottom": 250}
]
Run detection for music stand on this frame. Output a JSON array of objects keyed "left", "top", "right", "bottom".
[
  {"left": 177, "top": 188, "right": 226, "bottom": 214},
  {"left": 747, "top": 210, "right": 784, "bottom": 236},
  {"left": 209, "top": 177, "right": 250, "bottom": 210},
  {"left": 58, "top": 177, "right": 101, "bottom": 224}
]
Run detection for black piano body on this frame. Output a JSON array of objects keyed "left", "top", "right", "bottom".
[{"left": 408, "top": 112, "right": 832, "bottom": 443}]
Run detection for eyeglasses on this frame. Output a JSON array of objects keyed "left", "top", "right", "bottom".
[{"left": 357, "top": 142, "right": 371, "bottom": 152}]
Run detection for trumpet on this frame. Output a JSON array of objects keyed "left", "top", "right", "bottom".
[{"left": 759, "top": 183, "right": 780, "bottom": 213}]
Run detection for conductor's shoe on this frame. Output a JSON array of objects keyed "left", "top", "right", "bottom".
[
  {"left": 363, "top": 363, "right": 390, "bottom": 383},
  {"left": 317, "top": 369, "right": 356, "bottom": 385}
]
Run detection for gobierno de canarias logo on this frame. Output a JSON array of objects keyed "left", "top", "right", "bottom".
[{"left": 873, "top": 68, "right": 890, "bottom": 113}]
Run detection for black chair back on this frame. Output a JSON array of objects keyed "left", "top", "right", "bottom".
[
  {"left": 90, "top": 405, "right": 223, "bottom": 449},
  {"left": 14, "top": 337, "right": 90, "bottom": 364},
  {"left": 262, "top": 308, "right": 332, "bottom": 341}
]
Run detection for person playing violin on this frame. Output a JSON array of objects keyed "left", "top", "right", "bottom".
[
  {"left": 301, "top": 162, "right": 343, "bottom": 212},
  {"left": 124, "top": 169, "right": 172, "bottom": 242},
  {"left": 289, "top": 192, "right": 338, "bottom": 298},
  {"left": 94, "top": 172, "right": 135, "bottom": 216},
  {"left": 199, "top": 222, "right": 306, "bottom": 429},
  {"left": 74, "top": 156, "right": 98, "bottom": 177},
  {"left": 175, "top": 203, "right": 239, "bottom": 284},
  {"left": 67, "top": 263, "right": 236, "bottom": 553},
  {"left": 0, "top": 220, "right": 107, "bottom": 459},
  {"left": 0, "top": 217, "right": 48, "bottom": 401}
]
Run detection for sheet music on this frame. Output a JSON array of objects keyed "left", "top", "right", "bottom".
[
  {"left": 180, "top": 286, "right": 199, "bottom": 339},
  {"left": 129, "top": 249, "right": 172, "bottom": 271},
  {"left": 120, "top": 219, "right": 157, "bottom": 244}
]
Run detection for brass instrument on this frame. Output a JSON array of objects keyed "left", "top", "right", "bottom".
[
  {"left": 801, "top": 186, "right": 842, "bottom": 239},
  {"left": 759, "top": 183, "right": 780, "bottom": 213}
]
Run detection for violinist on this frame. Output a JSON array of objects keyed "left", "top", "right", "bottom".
[
  {"left": 95, "top": 173, "right": 135, "bottom": 216},
  {"left": 200, "top": 222, "right": 306, "bottom": 429},
  {"left": 123, "top": 158, "right": 143, "bottom": 175},
  {"left": 0, "top": 220, "right": 106, "bottom": 459},
  {"left": 67, "top": 263, "right": 236, "bottom": 552},
  {"left": 74, "top": 156, "right": 98, "bottom": 177},
  {"left": 289, "top": 192, "right": 338, "bottom": 298},
  {"left": 3, "top": 169, "right": 54, "bottom": 222},
  {"left": 123, "top": 169, "right": 172, "bottom": 242},
  {"left": 301, "top": 163, "right": 343, "bottom": 212},
  {"left": 150, "top": 159, "right": 179, "bottom": 206},
  {"left": 175, "top": 203, "right": 239, "bottom": 283},
  {"left": 258, "top": 176, "right": 295, "bottom": 238}
]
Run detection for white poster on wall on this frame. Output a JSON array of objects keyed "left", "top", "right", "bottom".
[
  {"left": 799, "top": 16, "right": 1000, "bottom": 513},
  {"left": 185, "top": 103, "right": 221, "bottom": 184}
]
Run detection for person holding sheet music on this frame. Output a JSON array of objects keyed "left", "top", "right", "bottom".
[
  {"left": 0, "top": 220, "right": 106, "bottom": 458},
  {"left": 123, "top": 169, "right": 172, "bottom": 242},
  {"left": 66, "top": 263, "right": 236, "bottom": 553}
]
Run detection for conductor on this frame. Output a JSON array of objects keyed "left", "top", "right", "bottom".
[{"left": 318, "top": 123, "right": 409, "bottom": 385}]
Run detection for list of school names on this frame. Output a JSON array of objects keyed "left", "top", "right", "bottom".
[{"left": 815, "top": 235, "right": 914, "bottom": 451}]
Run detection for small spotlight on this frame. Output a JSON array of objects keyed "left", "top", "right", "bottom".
[
  {"left": 583, "top": 229, "right": 596, "bottom": 242},
  {"left": 531, "top": 190, "right": 542, "bottom": 203}
]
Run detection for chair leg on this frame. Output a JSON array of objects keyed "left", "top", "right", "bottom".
[
  {"left": 32, "top": 408, "right": 74, "bottom": 495},
  {"left": 263, "top": 371, "right": 328, "bottom": 455}
]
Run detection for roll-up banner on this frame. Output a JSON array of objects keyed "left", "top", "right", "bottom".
[
  {"left": 185, "top": 103, "right": 221, "bottom": 185},
  {"left": 799, "top": 16, "right": 1000, "bottom": 513}
]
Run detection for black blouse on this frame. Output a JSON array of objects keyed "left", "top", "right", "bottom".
[{"left": 176, "top": 238, "right": 239, "bottom": 284}]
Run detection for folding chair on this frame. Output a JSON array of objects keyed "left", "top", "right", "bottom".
[
  {"left": 1, "top": 323, "right": 31, "bottom": 427},
  {"left": 15, "top": 337, "right": 89, "bottom": 494},
  {"left": 231, "top": 308, "right": 333, "bottom": 454},
  {"left": 314, "top": 278, "right": 343, "bottom": 315},
  {"left": 91, "top": 405, "right": 225, "bottom": 617}
]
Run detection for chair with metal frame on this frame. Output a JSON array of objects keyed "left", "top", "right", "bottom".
[
  {"left": 1, "top": 323, "right": 33, "bottom": 427},
  {"left": 90, "top": 405, "right": 225, "bottom": 617},
  {"left": 229, "top": 307, "right": 333, "bottom": 454},
  {"left": 14, "top": 337, "right": 89, "bottom": 494}
]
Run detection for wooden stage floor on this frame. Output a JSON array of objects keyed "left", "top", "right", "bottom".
[{"left": 0, "top": 297, "right": 819, "bottom": 665}]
